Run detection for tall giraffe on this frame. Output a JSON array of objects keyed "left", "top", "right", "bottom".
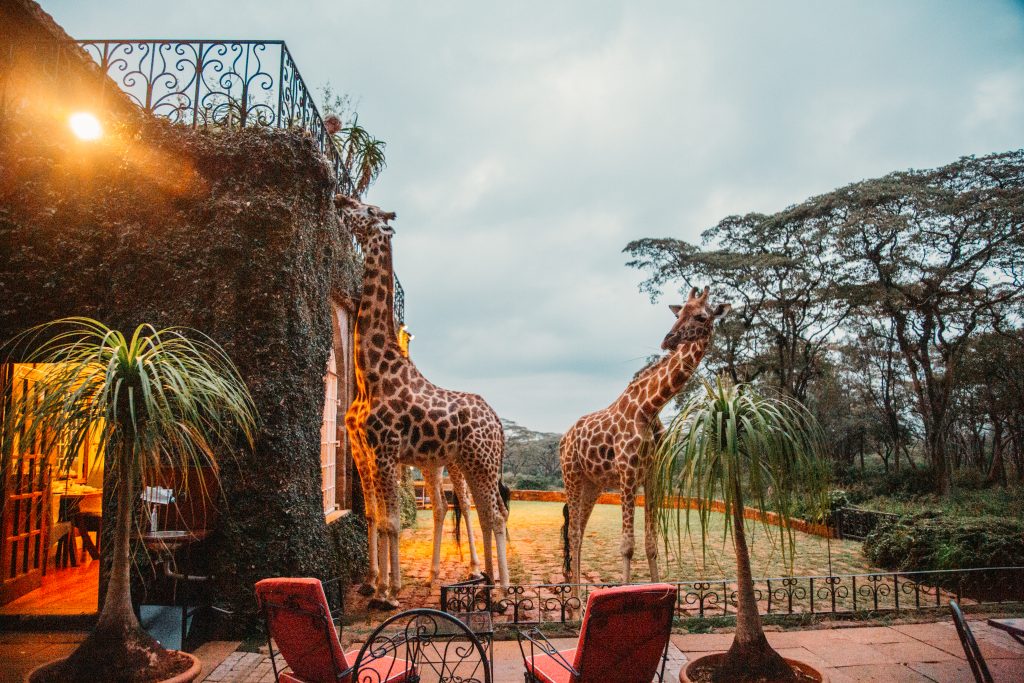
[
  {"left": 345, "top": 360, "right": 480, "bottom": 597},
  {"left": 337, "top": 194, "right": 510, "bottom": 607},
  {"left": 561, "top": 286, "right": 730, "bottom": 585}
]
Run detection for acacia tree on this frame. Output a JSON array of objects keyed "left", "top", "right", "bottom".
[
  {"left": 625, "top": 207, "right": 857, "bottom": 403},
  {"left": 825, "top": 150, "right": 1024, "bottom": 493},
  {"left": 953, "top": 330, "right": 1024, "bottom": 484},
  {"left": 843, "top": 317, "right": 918, "bottom": 473}
]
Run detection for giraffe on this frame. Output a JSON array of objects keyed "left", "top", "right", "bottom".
[
  {"left": 560, "top": 286, "right": 730, "bottom": 586},
  {"left": 344, "top": 365, "right": 481, "bottom": 597},
  {"left": 337, "top": 194, "right": 510, "bottom": 607}
]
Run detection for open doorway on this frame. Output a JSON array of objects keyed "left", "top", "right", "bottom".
[{"left": 0, "top": 363, "right": 103, "bottom": 617}]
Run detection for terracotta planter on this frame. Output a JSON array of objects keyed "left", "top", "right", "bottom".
[
  {"left": 26, "top": 651, "right": 201, "bottom": 683},
  {"left": 679, "top": 652, "right": 827, "bottom": 683}
]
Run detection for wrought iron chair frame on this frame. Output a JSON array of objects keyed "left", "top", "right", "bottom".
[
  {"left": 949, "top": 600, "right": 995, "bottom": 683},
  {"left": 352, "top": 607, "right": 491, "bottom": 683}
]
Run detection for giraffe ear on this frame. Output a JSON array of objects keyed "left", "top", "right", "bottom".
[
  {"left": 669, "top": 304, "right": 683, "bottom": 316},
  {"left": 334, "top": 194, "right": 360, "bottom": 210},
  {"left": 712, "top": 303, "right": 732, "bottom": 319}
]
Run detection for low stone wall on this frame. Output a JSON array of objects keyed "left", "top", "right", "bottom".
[{"left": 510, "top": 489, "right": 835, "bottom": 538}]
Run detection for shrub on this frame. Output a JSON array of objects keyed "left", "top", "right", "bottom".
[
  {"left": 864, "top": 514, "right": 1024, "bottom": 572},
  {"left": 951, "top": 468, "right": 986, "bottom": 491}
]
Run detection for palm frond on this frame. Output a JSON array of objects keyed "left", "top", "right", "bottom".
[
  {"left": 2, "top": 318, "right": 258, "bottom": 494},
  {"left": 649, "top": 377, "right": 829, "bottom": 574}
]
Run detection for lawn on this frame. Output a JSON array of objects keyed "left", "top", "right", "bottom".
[{"left": 408, "top": 500, "right": 877, "bottom": 586}]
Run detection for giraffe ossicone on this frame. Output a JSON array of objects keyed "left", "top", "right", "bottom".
[
  {"left": 560, "top": 285, "right": 730, "bottom": 587},
  {"left": 337, "top": 194, "right": 510, "bottom": 609}
]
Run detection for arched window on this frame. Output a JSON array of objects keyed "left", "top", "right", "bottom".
[
  {"left": 321, "top": 347, "right": 339, "bottom": 515},
  {"left": 322, "top": 302, "right": 355, "bottom": 521}
]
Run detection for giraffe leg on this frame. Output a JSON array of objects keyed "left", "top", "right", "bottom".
[
  {"left": 620, "top": 473, "right": 638, "bottom": 584},
  {"left": 573, "top": 482, "right": 601, "bottom": 587},
  {"left": 472, "top": 487, "right": 509, "bottom": 588},
  {"left": 449, "top": 466, "right": 481, "bottom": 577},
  {"left": 644, "top": 472, "right": 661, "bottom": 582},
  {"left": 370, "top": 461, "right": 400, "bottom": 609},
  {"left": 480, "top": 514, "right": 494, "bottom": 582},
  {"left": 346, "top": 409, "right": 377, "bottom": 596},
  {"left": 424, "top": 466, "right": 447, "bottom": 584}
]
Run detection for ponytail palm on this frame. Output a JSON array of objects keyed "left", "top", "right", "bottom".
[
  {"left": 2, "top": 318, "right": 257, "bottom": 682},
  {"left": 650, "top": 379, "right": 828, "bottom": 683}
]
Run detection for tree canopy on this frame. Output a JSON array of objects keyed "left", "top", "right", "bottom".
[{"left": 626, "top": 149, "right": 1024, "bottom": 493}]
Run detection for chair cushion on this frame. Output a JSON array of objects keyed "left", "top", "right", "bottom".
[
  {"left": 573, "top": 583, "right": 675, "bottom": 682},
  {"left": 344, "top": 650, "right": 410, "bottom": 683},
  {"left": 255, "top": 578, "right": 348, "bottom": 683},
  {"left": 525, "top": 648, "right": 577, "bottom": 683},
  {"left": 278, "top": 653, "right": 410, "bottom": 683}
]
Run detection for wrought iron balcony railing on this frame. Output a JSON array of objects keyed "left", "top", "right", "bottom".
[{"left": 75, "top": 39, "right": 352, "bottom": 193}]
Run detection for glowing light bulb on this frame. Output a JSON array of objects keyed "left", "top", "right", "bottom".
[{"left": 69, "top": 112, "right": 102, "bottom": 140}]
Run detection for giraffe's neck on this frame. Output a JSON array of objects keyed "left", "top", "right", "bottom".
[
  {"left": 356, "top": 236, "right": 404, "bottom": 371},
  {"left": 618, "top": 339, "right": 710, "bottom": 420}
]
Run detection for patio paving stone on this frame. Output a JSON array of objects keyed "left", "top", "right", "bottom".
[
  {"left": 801, "top": 640, "right": 899, "bottom": 667},
  {"left": 828, "top": 663, "right": 934, "bottom": 682},
  {"left": 872, "top": 640, "right": 959, "bottom": 663}
]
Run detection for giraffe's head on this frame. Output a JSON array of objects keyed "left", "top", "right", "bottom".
[
  {"left": 661, "top": 286, "right": 731, "bottom": 351},
  {"left": 335, "top": 194, "right": 397, "bottom": 247}
]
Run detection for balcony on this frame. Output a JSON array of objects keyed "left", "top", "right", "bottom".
[{"left": 74, "top": 38, "right": 405, "bottom": 326}]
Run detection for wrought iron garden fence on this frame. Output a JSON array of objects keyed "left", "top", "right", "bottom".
[
  {"left": 74, "top": 39, "right": 352, "bottom": 193},
  {"left": 441, "top": 566, "right": 1024, "bottom": 626}
]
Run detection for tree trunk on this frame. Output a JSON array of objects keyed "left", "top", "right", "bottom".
[
  {"left": 986, "top": 420, "right": 1006, "bottom": 487},
  {"left": 96, "top": 455, "right": 139, "bottom": 632},
  {"left": 713, "top": 484, "right": 795, "bottom": 682},
  {"left": 41, "top": 448, "right": 170, "bottom": 682}
]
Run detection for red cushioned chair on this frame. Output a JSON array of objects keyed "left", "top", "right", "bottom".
[
  {"left": 255, "top": 578, "right": 411, "bottom": 683},
  {"left": 516, "top": 583, "right": 676, "bottom": 683}
]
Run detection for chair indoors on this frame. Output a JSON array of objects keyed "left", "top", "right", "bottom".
[
  {"left": 255, "top": 577, "right": 410, "bottom": 683},
  {"left": 949, "top": 600, "right": 995, "bottom": 683},
  {"left": 516, "top": 583, "right": 676, "bottom": 683}
]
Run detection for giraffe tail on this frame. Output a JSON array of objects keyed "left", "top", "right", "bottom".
[
  {"left": 451, "top": 489, "right": 462, "bottom": 548},
  {"left": 499, "top": 481, "right": 511, "bottom": 515},
  {"left": 561, "top": 503, "right": 571, "bottom": 576}
]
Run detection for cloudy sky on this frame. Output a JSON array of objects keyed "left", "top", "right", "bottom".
[{"left": 47, "top": 1, "right": 1024, "bottom": 432}]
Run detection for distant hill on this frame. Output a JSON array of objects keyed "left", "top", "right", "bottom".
[{"left": 502, "top": 419, "right": 563, "bottom": 490}]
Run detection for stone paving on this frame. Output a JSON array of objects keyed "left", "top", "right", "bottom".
[
  {"left": 194, "top": 618, "right": 1024, "bottom": 682},
  {"left": 2, "top": 613, "right": 1023, "bottom": 681}
]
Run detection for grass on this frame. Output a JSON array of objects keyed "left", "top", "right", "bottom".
[{"left": 408, "top": 500, "right": 877, "bottom": 585}]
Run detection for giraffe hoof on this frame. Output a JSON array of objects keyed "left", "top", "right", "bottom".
[
  {"left": 357, "top": 583, "right": 375, "bottom": 597},
  {"left": 368, "top": 597, "right": 400, "bottom": 611}
]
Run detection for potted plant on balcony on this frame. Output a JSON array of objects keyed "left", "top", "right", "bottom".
[
  {"left": 3, "top": 318, "right": 256, "bottom": 683},
  {"left": 649, "top": 378, "right": 829, "bottom": 683}
]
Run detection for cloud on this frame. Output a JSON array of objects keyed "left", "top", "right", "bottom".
[{"left": 45, "top": 0, "right": 1024, "bottom": 431}]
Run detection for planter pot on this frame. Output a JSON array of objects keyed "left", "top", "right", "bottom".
[
  {"left": 26, "top": 651, "right": 201, "bottom": 683},
  {"left": 679, "top": 652, "right": 827, "bottom": 683}
]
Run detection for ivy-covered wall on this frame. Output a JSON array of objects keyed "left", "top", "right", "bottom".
[{"left": 0, "top": 110, "right": 366, "bottom": 633}]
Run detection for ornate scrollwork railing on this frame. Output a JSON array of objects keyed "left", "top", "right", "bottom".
[
  {"left": 75, "top": 39, "right": 352, "bottom": 193},
  {"left": 441, "top": 566, "right": 1024, "bottom": 626}
]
